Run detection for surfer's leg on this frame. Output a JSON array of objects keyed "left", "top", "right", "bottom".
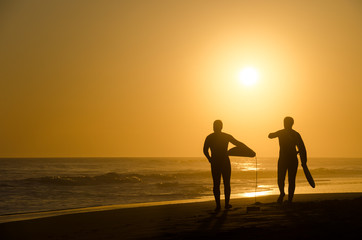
[
  {"left": 287, "top": 160, "right": 298, "bottom": 202},
  {"left": 277, "top": 160, "right": 287, "bottom": 203},
  {"left": 211, "top": 163, "right": 221, "bottom": 210},
  {"left": 222, "top": 161, "right": 232, "bottom": 209}
]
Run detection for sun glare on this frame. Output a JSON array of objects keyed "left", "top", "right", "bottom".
[
  {"left": 239, "top": 67, "right": 259, "bottom": 86},
  {"left": 242, "top": 191, "right": 272, "bottom": 198}
]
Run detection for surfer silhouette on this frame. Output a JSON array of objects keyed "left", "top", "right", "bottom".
[
  {"left": 268, "top": 116, "right": 307, "bottom": 204},
  {"left": 203, "top": 120, "right": 251, "bottom": 211}
]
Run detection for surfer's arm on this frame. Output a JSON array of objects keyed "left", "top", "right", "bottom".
[
  {"left": 268, "top": 131, "right": 279, "bottom": 139},
  {"left": 296, "top": 133, "right": 307, "bottom": 166},
  {"left": 230, "top": 137, "right": 248, "bottom": 149},
  {"left": 203, "top": 138, "right": 212, "bottom": 163}
]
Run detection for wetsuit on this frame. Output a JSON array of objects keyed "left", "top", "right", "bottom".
[
  {"left": 270, "top": 128, "right": 306, "bottom": 201},
  {"left": 203, "top": 132, "right": 241, "bottom": 208}
]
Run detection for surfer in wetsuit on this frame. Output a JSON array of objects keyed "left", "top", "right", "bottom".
[
  {"left": 203, "top": 120, "right": 248, "bottom": 211},
  {"left": 268, "top": 116, "right": 307, "bottom": 204}
]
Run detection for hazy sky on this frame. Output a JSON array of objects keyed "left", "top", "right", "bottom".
[{"left": 1, "top": 0, "right": 361, "bottom": 158}]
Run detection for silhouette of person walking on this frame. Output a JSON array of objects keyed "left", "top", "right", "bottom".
[
  {"left": 268, "top": 116, "right": 307, "bottom": 204},
  {"left": 203, "top": 120, "right": 249, "bottom": 211}
]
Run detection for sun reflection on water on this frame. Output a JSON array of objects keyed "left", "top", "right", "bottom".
[
  {"left": 232, "top": 161, "right": 261, "bottom": 172},
  {"left": 242, "top": 191, "right": 272, "bottom": 198}
]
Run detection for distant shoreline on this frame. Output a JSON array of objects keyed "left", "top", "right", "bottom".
[{"left": 1, "top": 156, "right": 361, "bottom": 159}]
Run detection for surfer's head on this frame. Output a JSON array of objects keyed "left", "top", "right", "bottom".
[
  {"left": 213, "top": 120, "right": 223, "bottom": 133},
  {"left": 284, "top": 116, "right": 294, "bottom": 129}
]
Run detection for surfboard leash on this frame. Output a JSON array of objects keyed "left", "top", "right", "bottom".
[{"left": 254, "top": 156, "right": 258, "bottom": 204}]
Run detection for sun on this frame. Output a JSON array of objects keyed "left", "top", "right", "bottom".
[{"left": 239, "top": 67, "right": 259, "bottom": 86}]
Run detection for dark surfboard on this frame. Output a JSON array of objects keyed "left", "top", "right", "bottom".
[
  {"left": 228, "top": 145, "right": 256, "bottom": 158},
  {"left": 302, "top": 164, "right": 315, "bottom": 188},
  {"left": 298, "top": 148, "right": 315, "bottom": 188}
]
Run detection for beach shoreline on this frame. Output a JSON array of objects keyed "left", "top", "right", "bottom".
[{"left": 1, "top": 192, "right": 361, "bottom": 239}]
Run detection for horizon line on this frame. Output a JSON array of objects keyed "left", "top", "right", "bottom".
[{"left": 0, "top": 156, "right": 360, "bottom": 159}]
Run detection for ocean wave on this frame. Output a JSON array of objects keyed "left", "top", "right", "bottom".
[
  {"left": 304, "top": 168, "right": 362, "bottom": 178},
  {"left": 16, "top": 172, "right": 179, "bottom": 186},
  {"left": 10, "top": 170, "right": 271, "bottom": 186},
  {"left": 5, "top": 167, "right": 362, "bottom": 187}
]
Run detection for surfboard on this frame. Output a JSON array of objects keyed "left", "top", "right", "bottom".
[
  {"left": 302, "top": 164, "right": 315, "bottom": 188},
  {"left": 298, "top": 148, "right": 315, "bottom": 188},
  {"left": 228, "top": 145, "right": 256, "bottom": 158}
]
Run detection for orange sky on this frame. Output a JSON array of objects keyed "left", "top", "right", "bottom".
[{"left": 0, "top": 1, "right": 361, "bottom": 158}]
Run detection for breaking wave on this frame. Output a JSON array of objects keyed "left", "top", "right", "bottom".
[
  {"left": 12, "top": 167, "right": 362, "bottom": 187},
  {"left": 19, "top": 172, "right": 178, "bottom": 186}
]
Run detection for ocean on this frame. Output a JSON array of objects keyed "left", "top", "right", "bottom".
[{"left": 0, "top": 157, "right": 361, "bottom": 215}]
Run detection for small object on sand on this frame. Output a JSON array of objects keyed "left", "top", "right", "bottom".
[{"left": 246, "top": 205, "right": 260, "bottom": 212}]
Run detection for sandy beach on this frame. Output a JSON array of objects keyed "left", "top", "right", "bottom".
[{"left": 1, "top": 192, "right": 361, "bottom": 239}]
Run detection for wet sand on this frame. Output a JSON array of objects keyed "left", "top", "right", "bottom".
[{"left": 1, "top": 193, "right": 361, "bottom": 239}]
